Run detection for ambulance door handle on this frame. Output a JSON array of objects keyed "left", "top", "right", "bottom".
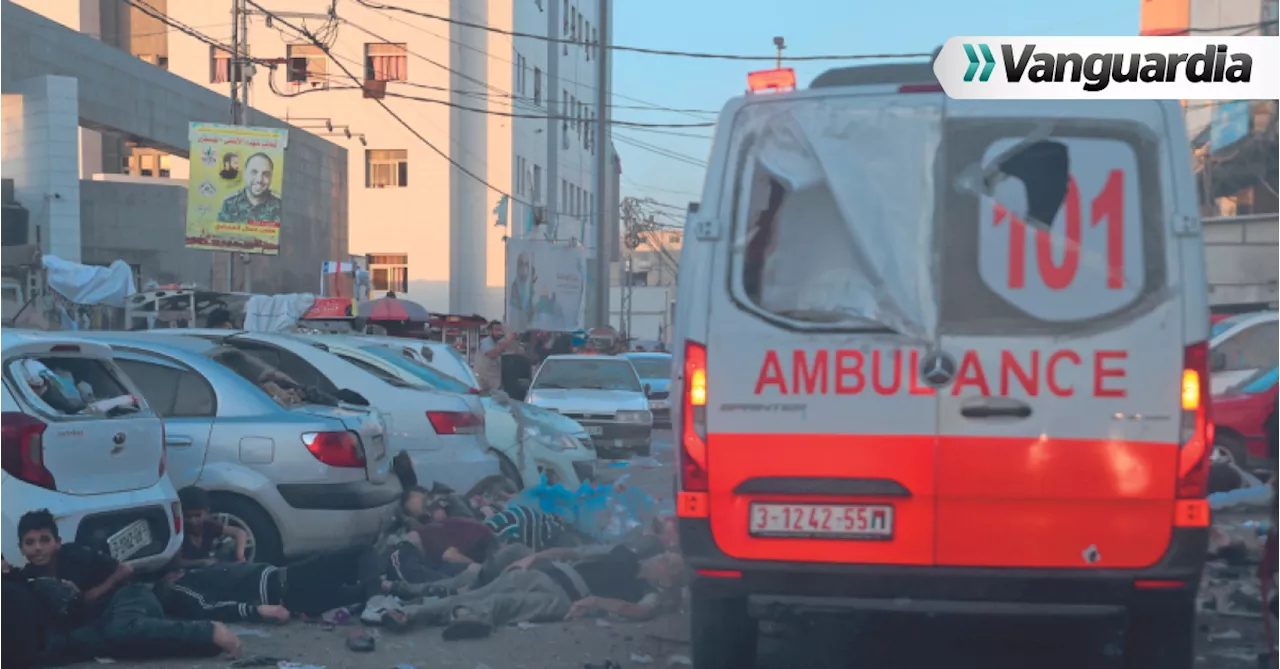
[{"left": 959, "top": 398, "right": 1032, "bottom": 420}]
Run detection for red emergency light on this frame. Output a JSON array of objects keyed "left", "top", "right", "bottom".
[{"left": 747, "top": 68, "right": 796, "bottom": 93}]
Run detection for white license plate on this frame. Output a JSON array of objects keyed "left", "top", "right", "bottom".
[
  {"left": 650, "top": 400, "right": 669, "bottom": 410},
  {"left": 585, "top": 426, "right": 604, "bottom": 436},
  {"left": 108, "top": 519, "right": 152, "bottom": 561},
  {"left": 749, "top": 503, "right": 894, "bottom": 539}
]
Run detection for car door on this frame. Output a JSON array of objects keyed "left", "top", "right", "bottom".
[
  {"left": 1211, "top": 319, "right": 1279, "bottom": 395},
  {"left": 113, "top": 353, "right": 216, "bottom": 489},
  {"left": 932, "top": 102, "right": 1186, "bottom": 569}
]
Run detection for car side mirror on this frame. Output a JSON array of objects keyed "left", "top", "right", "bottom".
[
  {"left": 1210, "top": 350, "right": 1228, "bottom": 373},
  {"left": 644, "top": 383, "right": 652, "bottom": 396}
]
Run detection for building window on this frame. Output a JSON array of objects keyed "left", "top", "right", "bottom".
[
  {"left": 577, "top": 13, "right": 583, "bottom": 46},
  {"left": 366, "top": 149, "right": 409, "bottom": 188},
  {"left": 159, "top": 155, "right": 172, "bottom": 178},
  {"left": 533, "top": 67, "right": 542, "bottom": 105},
  {"left": 210, "top": 46, "right": 233, "bottom": 83},
  {"left": 365, "top": 43, "right": 408, "bottom": 81},
  {"left": 592, "top": 27, "right": 598, "bottom": 58},
  {"left": 288, "top": 44, "right": 328, "bottom": 88},
  {"left": 514, "top": 53, "right": 528, "bottom": 95},
  {"left": 368, "top": 254, "right": 409, "bottom": 293},
  {"left": 563, "top": 0, "right": 569, "bottom": 34},
  {"left": 585, "top": 21, "right": 592, "bottom": 59},
  {"left": 533, "top": 164, "right": 543, "bottom": 202},
  {"left": 571, "top": 6, "right": 578, "bottom": 40},
  {"left": 138, "top": 54, "right": 169, "bottom": 70},
  {"left": 588, "top": 110, "right": 595, "bottom": 153}
]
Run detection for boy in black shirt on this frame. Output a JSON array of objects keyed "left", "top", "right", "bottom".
[{"left": 5, "top": 509, "right": 241, "bottom": 662}]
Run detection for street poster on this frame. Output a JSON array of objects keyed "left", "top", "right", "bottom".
[
  {"left": 505, "top": 238, "right": 587, "bottom": 332},
  {"left": 185, "top": 123, "right": 288, "bottom": 255}
]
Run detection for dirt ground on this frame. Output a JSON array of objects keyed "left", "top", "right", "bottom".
[{"left": 88, "top": 432, "right": 1273, "bottom": 669}]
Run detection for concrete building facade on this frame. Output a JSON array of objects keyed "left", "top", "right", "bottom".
[
  {"left": 45, "top": 0, "right": 618, "bottom": 318},
  {"left": 2, "top": 0, "right": 349, "bottom": 293}
]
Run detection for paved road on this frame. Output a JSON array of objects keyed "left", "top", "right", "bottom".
[{"left": 112, "top": 429, "right": 1268, "bottom": 669}]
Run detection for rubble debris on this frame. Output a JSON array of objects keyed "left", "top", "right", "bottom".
[
  {"left": 630, "top": 652, "right": 655, "bottom": 663},
  {"left": 230, "top": 657, "right": 290, "bottom": 668}
]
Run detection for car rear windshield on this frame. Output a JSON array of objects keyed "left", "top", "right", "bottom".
[
  {"left": 628, "top": 357, "right": 671, "bottom": 379},
  {"left": 534, "top": 359, "right": 642, "bottom": 392},
  {"left": 360, "top": 345, "right": 473, "bottom": 393},
  {"left": 8, "top": 355, "right": 140, "bottom": 418}
]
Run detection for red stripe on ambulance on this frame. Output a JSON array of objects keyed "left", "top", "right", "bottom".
[{"left": 753, "top": 349, "right": 1128, "bottom": 398}]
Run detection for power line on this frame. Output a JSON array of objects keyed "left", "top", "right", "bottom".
[
  {"left": 246, "top": 0, "right": 577, "bottom": 218},
  {"left": 615, "top": 134, "right": 708, "bottom": 168},
  {"left": 354, "top": 0, "right": 931, "bottom": 62},
  {"left": 118, "top": 0, "right": 273, "bottom": 65}
]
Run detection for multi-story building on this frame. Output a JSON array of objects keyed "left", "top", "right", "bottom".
[{"left": 19, "top": 0, "right": 617, "bottom": 319}]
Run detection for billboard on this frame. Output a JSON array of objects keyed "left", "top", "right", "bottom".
[
  {"left": 1209, "top": 100, "right": 1252, "bottom": 151},
  {"left": 505, "top": 239, "right": 587, "bottom": 332},
  {"left": 185, "top": 123, "right": 288, "bottom": 254}
]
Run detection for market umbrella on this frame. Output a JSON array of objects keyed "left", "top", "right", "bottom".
[{"left": 357, "top": 292, "right": 431, "bottom": 322}]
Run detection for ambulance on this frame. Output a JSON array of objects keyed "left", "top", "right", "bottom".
[{"left": 671, "top": 60, "right": 1212, "bottom": 669}]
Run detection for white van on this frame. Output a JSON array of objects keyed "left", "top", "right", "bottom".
[{"left": 671, "top": 62, "right": 1212, "bottom": 669}]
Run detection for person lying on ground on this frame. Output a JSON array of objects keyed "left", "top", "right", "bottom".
[
  {"left": 5, "top": 510, "right": 240, "bottom": 662},
  {"left": 381, "top": 542, "right": 687, "bottom": 639},
  {"left": 401, "top": 488, "right": 501, "bottom": 566},
  {"left": 175, "top": 486, "right": 248, "bottom": 566},
  {"left": 157, "top": 546, "right": 383, "bottom": 622},
  {"left": 383, "top": 530, "right": 477, "bottom": 593}
]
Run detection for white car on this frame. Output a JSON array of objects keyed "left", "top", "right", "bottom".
[
  {"left": 306, "top": 335, "right": 598, "bottom": 489},
  {"left": 148, "top": 330, "right": 501, "bottom": 494},
  {"left": 357, "top": 335, "right": 480, "bottom": 389},
  {"left": 1, "top": 331, "right": 182, "bottom": 571},
  {"left": 1210, "top": 311, "right": 1278, "bottom": 395}
]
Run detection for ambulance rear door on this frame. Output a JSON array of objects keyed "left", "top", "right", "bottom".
[
  {"left": 702, "top": 88, "right": 946, "bottom": 566},
  {"left": 931, "top": 100, "right": 1188, "bottom": 569}
]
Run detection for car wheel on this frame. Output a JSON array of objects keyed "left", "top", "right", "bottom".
[
  {"left": 1212, "top": 432, "right": 1247, "bottom": 468},
  {"left": 209, "top": 494, "right": 283, "bottom": 565},
  {"left": 691, "top": 591, "right": 757, "bottom": 669},
  {"left": 497, "top": 453, "right": 525, "bottom": 491},
  {"left": 1124, "top": 593, "right": 1195, "bottom": 669}
]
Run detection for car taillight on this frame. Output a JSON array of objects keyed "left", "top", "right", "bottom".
[
  {"left": 427, "top": 411, "right": 484, "bottom": 435},
  {"left": 171, "top": 501, "right": 182, "bottom": 536},
  {"left": 1, "top": 412, "right": 56, "bottom": 490},
  {"left": 302, "top": 431, "right": 366, "bottom": 468},
  {"left": 680, "top": 341, "right": 709, "bottom": 502},
  {"left": 1176, "top": 341, "right": 1213, "bottom": 499}
]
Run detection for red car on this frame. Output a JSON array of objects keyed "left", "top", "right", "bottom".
[{"left": 1212, "top": 364, "right": 1279, "bottom": 469}]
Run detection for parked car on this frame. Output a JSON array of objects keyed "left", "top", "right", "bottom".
[
  {"left": 621, "top": 352, "right": 673, "bottom": 426},
  {"left": 304, "top": 336, "right": 598, "bottom": 488},
  {"left": 526, "top": 355, "right": 653, "bottom": 458},
  {"left": 1, "top": 331, "right": 182, "bottom": 571},
  {"left": 147, "top": 330, "right": 500, "bottom": 494},
  {"left": 357, "top": 335, "right": 480, "bottom": 390},
  {"left": 1212, "top": 363, "right": 1279, "bottom": 471},
  {"left": 1210, "top": 311, "right": 1278, "bottom": 395},
  {"left": 78, "top": 332, "right": 400, "bottom": 564},
  {"left": 341, "top": 334, "right": 593, "bottom": 448}
]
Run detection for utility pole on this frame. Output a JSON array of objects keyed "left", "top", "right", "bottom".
[
  {"left": 227, "top": 0, "right": 241, "bottom": 293},
  {"left": 546, "top": 0, "right": 560, "bottom": 244},
  {"left": 592, "top": 0, "right": 610, "bottom": 328}
]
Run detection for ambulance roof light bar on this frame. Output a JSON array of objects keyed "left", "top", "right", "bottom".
[
  {"left": 747, "top": 37, "right": 796, "bottom": 94},
  {"left": 747, "top": 68, "right": 797, "bottom": 94}
]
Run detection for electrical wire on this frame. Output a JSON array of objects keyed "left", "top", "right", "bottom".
[
  {"left": 118, "top": 0, "right": 274, "bottom": 65},
  {"left": 354, "top": 0, "right": 931, "bottom": 62},
  {"left": 248, "top": 0, "right": 580, "bottom": 218},
  {"left": 614, "top": 135, "right": 708, "bottom": 168},
  {"left": 345, "top": 8, "right": 718, "bottom": 123}
]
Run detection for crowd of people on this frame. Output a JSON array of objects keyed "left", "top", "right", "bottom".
[{"left": 2, "top": 474, "right": 685, "bottom": 668}]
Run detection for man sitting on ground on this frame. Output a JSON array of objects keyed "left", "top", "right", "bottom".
[
  {"left": 175, "top": 486, "right": 248, "bottom": 566},
  {"left": 4, "top": 509, "right": 241, "bottom": 662}
]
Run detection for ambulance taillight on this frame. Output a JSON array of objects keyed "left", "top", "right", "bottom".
[{"left": 677, "top": 340, "right": 710, "bottom": 518}]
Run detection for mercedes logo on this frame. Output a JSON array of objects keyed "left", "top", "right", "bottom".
[{"left": 919, "top": 349, "right": 957, "bottom": 388}]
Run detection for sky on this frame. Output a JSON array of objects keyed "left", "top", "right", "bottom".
[{"left": 610, "top": 0, "right": 1143, "bottom": 212}]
